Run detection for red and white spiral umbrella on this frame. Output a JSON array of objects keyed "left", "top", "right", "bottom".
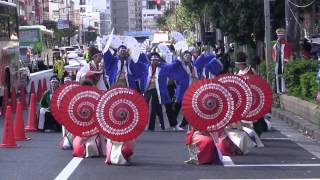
[
  {"left": 51, "top": 82, "right": 80, "bottom": 125},
  {"left": 59, "top": 86, "right": 101, "bottom": 137},
  {"left": 95, "top": 87, "right": 148, "bottom": 141},
  {"left": 182, "top": 79, "right": 235, "bottom": 132},
  {"left": 242, "top": 75, "right": 273, "bottom": 121},
  {"left": 216, "top": 74, "right": 252, "bottom": 123}
]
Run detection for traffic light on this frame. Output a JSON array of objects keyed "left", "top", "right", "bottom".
[{"left": 156, "top": 0, "right": 161, "bottom": 10}]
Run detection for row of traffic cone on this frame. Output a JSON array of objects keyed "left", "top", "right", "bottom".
[
  {"left": 0, "top": 78, "right": 47, "bottom": 117},
  {"left": 1, "top": 86, "right": 25, "bottom": 117},
  {"left": 0, "top": 93, "right": 37, "bottom": 148},
  {"left": 29, "top": 78, "right": 48, "bottom": 103}
]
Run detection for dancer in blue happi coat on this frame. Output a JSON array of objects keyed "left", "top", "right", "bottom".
[
  {"left": 103, "top": 45, "right": 148, "bottom": 91},
  {"left": 193, "top": 52, "right": 216, "bottom": 79}
]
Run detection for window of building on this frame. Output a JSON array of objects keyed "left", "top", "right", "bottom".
[
  {"left": 0, "top": 5, "right": 9, "bottom": 41},
  {"left": 80, "top": 0, "right": 86, "bottom": 5},
  {"left": 8, "top": 6, "right": 18, "bottom": 40}
]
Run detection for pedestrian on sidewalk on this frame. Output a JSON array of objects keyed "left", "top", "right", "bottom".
[{"left": 272, "top": 28, "right": 293, "bottom": 94}]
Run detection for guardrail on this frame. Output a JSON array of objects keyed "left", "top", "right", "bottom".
[{"left": 29, "top": 64, "right": 82, "bottom": 93}]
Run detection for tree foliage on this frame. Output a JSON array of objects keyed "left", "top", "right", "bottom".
[
  {"left": 42, "top": 20, "right": 57, "bottom": 30},
  {"left": 181, "top": 0, "right": 265, "bottom": 45},
  {"left": 156, "top": 4, "right": 198, "bottom": 32},
  {"left": 42, "top": 20, "right": 78, "bottom": 46},
  {"left": 84, "top": 26, "right": 98, "bottom": 43}
]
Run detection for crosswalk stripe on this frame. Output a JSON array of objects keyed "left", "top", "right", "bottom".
[{"left": 55, "top": 157, "right": 83, "bottom": 180}]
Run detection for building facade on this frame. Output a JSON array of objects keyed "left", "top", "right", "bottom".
[{"left": 111, "top": 0, "right": 142, "bottom": 34}]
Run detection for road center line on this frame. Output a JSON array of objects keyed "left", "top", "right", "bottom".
[
  {"left": 199, "top": 178, "right": 317, "bottom": 180},
  {"left": 260, "top": 137, "right": 289, "bottom": 140},
  {"left": 224, "top": 163, "right": 320, "bottom": 167},
  {"left": 54, "top": 157, "right": 83, "bottom": 180},
  {"left": 221, "top": 156, "right": 235, "bottom": 166}
]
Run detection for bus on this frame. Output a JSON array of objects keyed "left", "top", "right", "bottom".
[
  {"left": 0, "top": 1, "right": 30, "bottom": 103},
  {"left": 19, "top": 25, "right": 54, "bottom": 70}
]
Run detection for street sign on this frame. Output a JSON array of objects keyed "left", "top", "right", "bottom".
[{"left": 57, "top": 19, "right": 69, "bottom": 29}]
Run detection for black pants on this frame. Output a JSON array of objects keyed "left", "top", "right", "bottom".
[
  {"left": 145, "top": 89, "right": 165, "bottom": 130},
  {"left": 164, "top": 102, "right": 178, "bottom": 127},
  {"left": 44, "top": 112, "right": 62, "bottom": 132},
  {"left": 172, "top": 102, "right": 188, "bottom": 128},
  {"left": 165, "top": 82, "right": 178, "bottom": 127},
  {"left": 253, "top": 118, "right": 268, "bottom": 137}
]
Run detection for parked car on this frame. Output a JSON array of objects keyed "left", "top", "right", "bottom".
[
  {"left": 60, "top": 46, "right": 78, "bottom": 60},
  {"left": 19, "top": 46, "right": 38, "bottom": 72},
  {"left": 71, "top": 45, "right": 84, "bottom": 57}
]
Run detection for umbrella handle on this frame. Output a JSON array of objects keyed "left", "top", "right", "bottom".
[{"left": 209, "top": 132, "right": 219, "bottom": 145}]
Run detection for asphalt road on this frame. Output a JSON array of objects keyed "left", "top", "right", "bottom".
[{"left": 0, "top": 110, "right": 319, "bottom": 180}]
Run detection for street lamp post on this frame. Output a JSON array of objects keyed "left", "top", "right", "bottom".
[{"left": 264, "top": 0, "right": 272, "bottom": 85}]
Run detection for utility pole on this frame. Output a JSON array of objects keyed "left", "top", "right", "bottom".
[
  {"left": 264, "top": 0, "right": 272, "bottom": 84},
  {"left": 285, "top": 0, "right": 297, "bottom": 55}
]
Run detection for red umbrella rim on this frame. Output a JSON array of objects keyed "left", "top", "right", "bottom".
[
  {"left": 241, "top": 75, "right": 272, "bottom": 121},
  {"left": 216, "top": 74, "right": 252, "bottom": 123},
  {"left": 182, "top": 79, "right": 234, "bottom": 132},
  {"left": 95, "top": 87, "right": 148, "bottom": 141},
  {"left": 60, "top": 85, "right": 101, "bottom": 137},
  {"left": 51, "top": 82, "right": 80, "bottom": 125}
]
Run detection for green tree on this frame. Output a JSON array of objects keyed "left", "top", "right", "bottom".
[
  {"left": 55, "top": 23, "right": 78, "bottom": 46},
  {"left": 182, "top": 0, "right": 211, "bottom": 41},
  {"left": 207, "top": 0, "right": 264, "bottom": 45},
  {"left": 83, "top": 26, "right": 98, "bottom": 43},
  {"left": 176, "top": 4, "right": 198, "bottom": 32},
  {"left": 156, "top": 8, "right": 175, "bottom": 31},
  {"left": 42, "top": 20, "right": 57, "bottom": 30}
]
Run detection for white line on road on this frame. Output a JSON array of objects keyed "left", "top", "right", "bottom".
[
  {"left": 55, "top": 157, "right": 83, "bottom": 180},
  {"left": 260, "top": 137, "right": 289, "bottom": 140},
  {"left": 221, "top": 156, "right": 235, "bottom": 166},
  {"left": 224, "top": 163, "right": 320, "bottom": 167},
  {"left": 199, "top": 178, "right": 319, "bottom": 180}
]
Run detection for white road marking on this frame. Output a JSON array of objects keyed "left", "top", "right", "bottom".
[
  {"left": 221, "top": 156, "right": 235, "bottom": 166},
  {"left": 261, "top": 137, "right": 289, "bottom": 140},
  {"left": 224, "top": 163, "right": 320, "bottom": 167},
  {"left": 54, "top": 157, "right": 83, "bottom": 180},
  {"left": 199, "top": 178, "right": 319, "bottom": 180}
]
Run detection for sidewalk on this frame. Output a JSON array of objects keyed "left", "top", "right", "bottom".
[{"left": 272, "top": 107, "right": 320, "bottom": 140}]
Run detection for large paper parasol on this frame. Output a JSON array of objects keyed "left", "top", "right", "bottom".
[
  {"left": 59, "top": 86, "right": 101, "bottom": 137},
  {"left": 217, "top": 74, "right": 252, "bottom": 123},
  {"left": 51, "top": 82, "right": 80, "bottom": 125},
  {"left": 95, "top": 87, "right": 148, "bottom": 141},
  {"left": 182, "top": 79, "right": 235, "bottom": 132},
  {"left": 242, "top": 75, "right": 273, "bottom": 121}
]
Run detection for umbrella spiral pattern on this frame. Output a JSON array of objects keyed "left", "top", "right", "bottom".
[
  {"left": 95, "top": 87, "right": 148, "bottom": 141},
  {"left": 242, "top": 75, "right": 273, "bottom": 121},
  {"left": 217, "top": 75, "right": 253, "bottom": 122},
  {"left": 60, "top": 86, "right": 101, "bottom": 137},
  {"left": 51, "top": 82, "right": 80, "bottom": 125},
  {"left": 182, "top": 79, "right": 234, "bottom": 132}
]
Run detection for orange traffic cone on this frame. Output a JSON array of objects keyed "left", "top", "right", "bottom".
[
  {"left": 43, "top": 78, "right": 47, "bottom": 92},
  {"left": 14, "top": 102, "right": 31, "bottom": 141},
  {"left": 20, "top": 84, "right": 27, "bottom": 110},
  {"left": 11, "top": 86, "right": 17, "bottom": 113},
  {"left": 29, "top": 81, "right": 35, "bottom": 104},
  {"left": 37, "top": 79, "right": 43, "bottom": 102},
  {"left": 0, "top": 106, "right": 21, "bottom": 148},
  {"left": 25, "top": 93, "right": 38, "bottom": 132},
  {"left": 1, "top": 88, "right": 8, "bottom": 117}
]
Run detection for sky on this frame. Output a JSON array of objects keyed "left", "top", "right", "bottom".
[{"left": 73, "top": 0, "right": 106, "bottom": 11}]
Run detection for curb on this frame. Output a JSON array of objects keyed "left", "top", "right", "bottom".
[{"left": 272, "top": 108, "right": 320, "bottom": 140}]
